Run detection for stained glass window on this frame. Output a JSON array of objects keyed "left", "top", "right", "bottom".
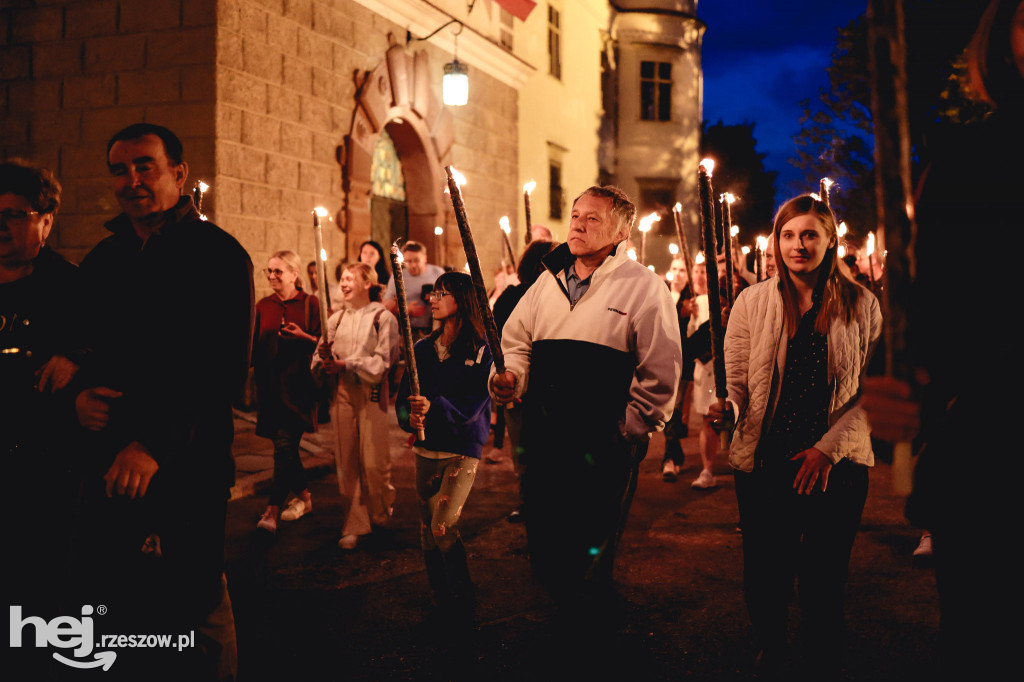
[{"left": 371, "top": 130, "right": 406, "bottom": 201}]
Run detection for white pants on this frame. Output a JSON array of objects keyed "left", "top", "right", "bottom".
[{"left": 332, "top": 374, "right": 396, "bottom": 537}]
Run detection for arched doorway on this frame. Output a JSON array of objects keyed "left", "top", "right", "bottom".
[{"left": 342, "top": 39, "right": 454, "bottom": 268}]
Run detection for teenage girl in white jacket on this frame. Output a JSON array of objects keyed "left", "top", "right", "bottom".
[
  {"left": 711, "top": 195, "right": 881, "bottom": 678},
  {"left": 313, "top": 262, "right": 399, "bottom": 550}
]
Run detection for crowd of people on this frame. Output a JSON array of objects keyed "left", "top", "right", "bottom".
[{"left": 4, "top": 4, "right": 1020, "bottom": 678}]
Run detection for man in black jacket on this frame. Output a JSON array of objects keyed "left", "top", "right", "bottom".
[{"left": 74, "top": 124, "right": 254, "bottom": 678}]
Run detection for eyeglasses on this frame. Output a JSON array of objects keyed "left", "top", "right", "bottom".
[
  {"left": 266, "top": 268, "right": 287, "bottom": 277},
  {"left": 428, "top": 291, "right": 453, "bottom": 302},
  {"left": 0, "top": 209, "right": 41, "bottom": 227}
]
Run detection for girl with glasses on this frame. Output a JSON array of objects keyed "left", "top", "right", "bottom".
[{"left": 396, "top": 271, "right": 493, "bottom": 625}]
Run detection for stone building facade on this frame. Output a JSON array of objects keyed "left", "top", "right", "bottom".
[
  {"left": 2, "top": 0, "right": 521, "bottom": 296},
  {"left": 603, "top": 0, "right": 705, "bottom": 273},
  {"left": 2, "top": 0, "right": 705, "bottom": 289}
]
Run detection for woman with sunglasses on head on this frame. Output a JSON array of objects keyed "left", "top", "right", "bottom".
[
  {"left": 312, "top": 262, "right": 399, "bottom": 550},
  {"left": 396, "top": 272, "right": 493, "bottom": 624},
  {"left": 711, "top": 196, "right": 881, "bottom": 678},
  {"left": 253, "top": 250, "right": 321, "bottom": 534}
]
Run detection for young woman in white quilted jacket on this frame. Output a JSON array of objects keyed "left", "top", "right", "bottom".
[{"left": 710, "top": 195, "right": 882, "bottom": 679}]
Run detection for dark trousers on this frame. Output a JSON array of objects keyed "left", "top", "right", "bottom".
[
  {"left": 662, "top": 379, "right": 689, "bottom": 465},
  {"left": 269, "top": 426, "right": 306, "bottom": 507},
  {"left": 523, "top": 437, "right": 647, "bottom": 595},
  {"left": 72, "top": 481, "right": 230, "bottom": 680},
  {"left": 734, "top": 458, "right": 868, "bottom": 676}
]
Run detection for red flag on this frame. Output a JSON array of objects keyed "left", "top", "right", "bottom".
[{"left": 494, "top": 0, "right": 537, "bottom": 22}]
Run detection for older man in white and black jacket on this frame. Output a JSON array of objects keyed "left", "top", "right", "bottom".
[{"left": 491, "top": 186, "right": 681, "bottom": 597}]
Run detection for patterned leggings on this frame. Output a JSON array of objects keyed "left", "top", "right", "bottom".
[{"left": 415, "top": 455, "right": 478, "bottom": 553}]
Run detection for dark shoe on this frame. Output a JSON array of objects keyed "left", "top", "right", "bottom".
[
  {"left": 423, "top": 547, "right": 448, "bottom": 599},
  {"left": 443, "top": 539, "right": 476, "bottom": 623}
]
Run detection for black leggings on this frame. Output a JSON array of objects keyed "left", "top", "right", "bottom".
[{"left": 734, "top": 458, "right": 868, "bottom": 672}]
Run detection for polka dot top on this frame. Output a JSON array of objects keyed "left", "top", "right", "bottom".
[{"left": 763, "top": 300, "right": 830, "bottom": 461}]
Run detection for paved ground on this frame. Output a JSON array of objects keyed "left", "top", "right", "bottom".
[{"left": 224, "top": 405, "right": 940, "bottom": 681}]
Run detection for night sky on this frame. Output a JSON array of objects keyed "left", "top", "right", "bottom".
[{"left": 699, "top": 0, "right": 868, "bottom": 196}]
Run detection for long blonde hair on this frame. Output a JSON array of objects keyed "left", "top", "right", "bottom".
[{"left": 772, "top": 195, "right": 863, "bottom": 337}]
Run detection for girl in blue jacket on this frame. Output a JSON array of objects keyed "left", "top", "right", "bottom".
[{"left": 396, "top": 271, "right": 492, "bottom": 620}]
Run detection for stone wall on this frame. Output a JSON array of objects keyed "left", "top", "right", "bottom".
[
  {"left": 214, "top": 0, "right": 401, "bottom": 292},
  {"left": 1, "top": 0, "right": 218, "bottom": 265},
  {"left": 3, "top": 0, "right": 519, "bottom": 294}
]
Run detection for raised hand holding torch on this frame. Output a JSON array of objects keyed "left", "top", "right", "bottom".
[
  {"left": 447, "top": 166, "right": 511, "bottom": 408},
  {"left": 522, "top": 180, "right": 535, "bottom": 246},
  {"left": 672, "top": 203, "right": 697, "bottom": 302},
  {"left": 499, "top": 216, "right": 517, "bottom": 267},
  {"left": 819, "top": 177, "right": 833, "bottom": 210},
  {"left": 699, "top": 160, "right": 733, "bottom": 446},
  {"left": 389, "top": 245, "right": 426, "bottom": 442},
  {"left": 312, "top": 207, "right": 331, "bottom": 332},
  {"left": 721, "top": 193, "right": 736, "bottom": 306}
]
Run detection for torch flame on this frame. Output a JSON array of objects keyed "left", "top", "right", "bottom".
[
  {"left": 838, "top": 244, "right": 847, "bottom": 258},
  {"left": 668, "top": 243, "right": 679, "bottom": 255},
  {"left": 627, "top": 248, "right": 638, "bottom": 261},
  {"left": 666, "top": 271, "right": 675, "bottom": 281},
  {"left": 730, "top": 225, "right": 739, "bottom": 237},
  {"left": 319, "top": 248, "right": 327, "bottom": 262},
  {"left": 821, "top": 177, "right": 833, "bottom": 190},
  {"left": 434, "top": 226, "right": 444, "bottom": 236},
  {"left": 647, "top": 265, "right": 656, "bottom": 272},
  {"left": 699, "top": 158, "right": 715, "bottom": 176},
  {"left": 722, "top": 192, "right": 736, "bottom": 205},
  {"left": 867, "top": 232, "right": 875, "bottom": 256},
  {"left": 673, "top": 202, "right": 682, "bottom": 212},
  {"left": 838, "top": 221, "right": 848, "bottom": 238},
  {"left": 638, "top": 212, "right": 660, "bottom": 233},
  {"left": 313, "top": 206, "right": 329, "bottom": 218},
  {"left": 810, "top": 193, "right": 821, "bottom": 202},
  {"left": 756, "top": 235, "right": 768, "bottom": 250},
  {"left": 198, "top": 181, "right": 210, "bottom": 194},
  {"left": 742, "top": 245, "right": 751, "bottom": 255},
  {"left": 392, "top": 244, "right": 405, "bottom": 264},
  {"left": 695, "top": 251, "right": 706, "bottom": 265},
  {"left": 523, "top": 180, "right": 536, "bottom": 194},
  {"left": 499, "top": 216, "right": 511, "bottom": 234},
  {"left": 449, "top": 167, "right": 467, "bottom": 187}
]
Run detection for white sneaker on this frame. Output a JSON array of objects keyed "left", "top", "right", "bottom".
[
  {"left": 691, "top": 470, "right": 716, "bottom": 489},
  {"left": 337, "top": 534, "right": 358, "bottom": 550},
  {"left": 913, "top": 533, "right": 933, "bottom": 557},
  {"left": 280, "top": 493, "right": 312, "bottom": 521},
  {"left": 662, "top": 460, "right": 679, "bottom": 482}
]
